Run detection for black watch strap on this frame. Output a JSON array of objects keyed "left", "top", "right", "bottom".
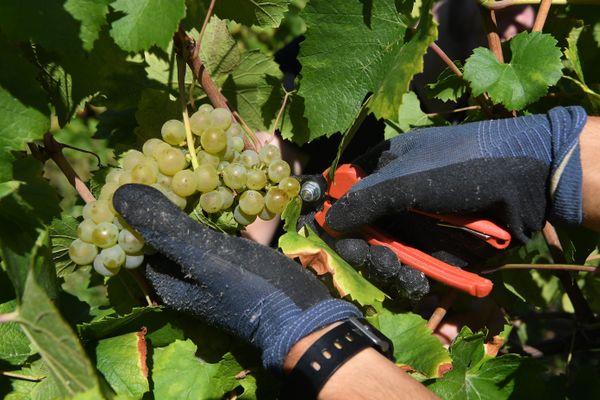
[{"left": 280, "top": 318, "right": 394, "bottom": 400}]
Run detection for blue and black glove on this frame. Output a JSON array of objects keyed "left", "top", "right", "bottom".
[{"left": 113, "top": 184, "right": 362, "bottom": 374}]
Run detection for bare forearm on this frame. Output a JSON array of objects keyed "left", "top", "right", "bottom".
[
  {"left": 284, "top": 324, "right": 439, "bottom": 400},
  {"left": 580, "top": 116, "right": 600, "bottom": 231}
]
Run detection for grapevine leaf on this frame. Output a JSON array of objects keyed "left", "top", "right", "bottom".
[
  {"left": 16, "top": 272, "right": 100, "bottom": 397},
  {"left": 368, "top": 310, "right": 451, "bottom": 378},
  {"left": 281, "top": 196, "right": 302, "bottom": 232},
  {"left": 78, "top": 306, "right": 162, "bottom": 341},
  {"left": 64, "top": 0, "right": 111, "bottom": 51},
  {"left": 49, "top": 216, "right": 78, "bottom": 277},
  {"left": 95, "top": 330, "right": 149, "bottom": 398},
  {"left": 384, "top": 91, "right": 435, "bottom": 140},
  {"left": 0, "top": 300, "right": 33, "bottom": 366},
  {"left": 134, "top": 89, "right": 180, "bottom": 143},
  {"left": 463, "top": 31, "right": 563, "bottom": 110},
  {"left": 200, "top": 17, "right": 243, "bottom": 77},
  {"left": 279, "top": 226, "right": 386, "bottom": 306},
  {"left": 3, "top": 360, "right": 70, "bottom": 400},
  {"left": 109, "top": 0, "right": 186, "bottom": 52},
  {"left": 212, "top": 0, "right": 293, "bottom": 28},
  {"left": 297, "top": 0, "right": 435, "bottom": 140},
  {"left": 152, "top": 340, "right": 242, "bottom": 399},
  {"left": 61, "top": 267, "right": 112, "bottom": 324},
  {"left": 107, "top": 272, "right": 149, "bottom": 315},
  {"left": 426, "top": 63, "right": 467, "bottom": 103}
]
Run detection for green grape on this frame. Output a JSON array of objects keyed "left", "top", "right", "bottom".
[
  {"left": 265, "top": 188, "right": 289, "bottom": 214},
  {"left": 231, "top": 136, "right": 245, "bottom": 152},
  {"left": 195, "top": 164, "right": 219, "bottom": 192},
  {"left": 240, "top": 150, "right": 259, "bottom": 168},
  {"left": 217, "top": 187, "right": 234, "bottom": 209},
  {"left": 150, "top": 141, "right": 172, "bottom": 160},
  {"left": 105, "top": 168, "right": 123, "bottom": 185},
  {"left": 92, "top": 222, "right": 120, "bottom": 248},
  {"left": 118, "top": 170, "right": 133, "bottom": 185},
  {"left": 226, "top": 123, "right": 243, "bottom": 138},
  {"left": 95, "top": 245, "right": 125, "bottom": 275},
  {"left": 200, "top": 191, "right": 223, "bottom": 213},
  {"left": 234, "top": 205, "right": 257, "bottom": 226},
  {"left": 246, "top": 169, "right": 267, "bottom": 190},
  {"left": 278, "top": 176, "right": 301, "bottom": 197},
  {"left": 259, "top": 207, "right": 276, "bottom": 221},
  {"left": 190, "top": 109, "right": 212, "bottom": 136},
  {"left": 201, "top": 128, "right": 227, "bottom": 154},
  {"left": 171, "top": 169, "right": 198, "bottom": 197},
  {"left": 131, "top": 162, "right": 157, "bottom": 184},
  {"left": 161, "top": 119, "right": 186, "bottom": 145},
  {"left": 239, "top": 190, "right": 264, "bottom": 215},
  {"left": 93, "top": 253, "right": 117, "bottom": 277},
  {"left": 198, "top": 103, "right": 214, "bottom": 113},
  {"left": 125, "top": 253, "right": 145, "bottom": 269},
  {"left": 268, "top": 160, "right": 291, "bottom": 183},
  {"left": 209, "top": 108, "right": 232, "bottom": 130},
  {"left": 157, "top": 172, "right": 172, "bottom": 187},
  {"left": 77, "top": 219, "right": 96, "bottom": 243},
  {"left": 163, "top": 189, "right": 187, "bottom": 209},
  {"left": 122, "top": 150, "right": 144, "bottom": 170},
  {"left": 84, "top": 200, "right": 115, "bottom": 224},
  {"left": 69, "top": 239, "right": 98, "bottom": 265},
  {"left": 156, "top": 147, "right": 187, "bottom": 175},
  {"left": 217, "top": 136, "right": 235, "bottom": 161},
  {"left": 223, "top": 163, "right": 247, "bottom": 190},
  {"left": 118, "top": 228, "right": 145, "bottom": 254},
  {"left": 197, "top": 151, "right": 220, "bottom": 168},
  {"left": 99, "top": 182, "right": 119, "bottom": 201},
  {"left": 142, "top": 138, "right": 164, "bottom": 157},
  {"left": 217, "top": 160, "right": 230, "bottom": 172},
  {"left": 259, "top": 144, "right": 281, "bottom": 164}
]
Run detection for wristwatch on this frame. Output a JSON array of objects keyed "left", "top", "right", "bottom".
[{"left": 280, "top": 317, "right": 394, "bottom": 399}]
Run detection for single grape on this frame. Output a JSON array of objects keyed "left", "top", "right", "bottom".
[
  {"left": 226, "top": 123, "right": 243, "bottom": 138},
  {"left": 259, "top": 144, "right": 281, "bottom": 164},
  {"left": 161, "top": 119, "right": 186, "bottom": 145},
  {"left": 131, "top": 162, "right": 157, "bottom": 184},
  {"left": 125, "top": 253, "right": 145, "bottom": 269},
  {"left": 278, "top": 176, "right": 301, "bottom": 197},
  {"left": 163, "top": 189, "right": 187, "bottom": 209},
  {"left": 239, "top": 150, "right": 259, "bottom": 168},
  {"left": 239, "top": 190, "right": 265, "bottom": 215},
  {"left": 156, "top": 147, "right": 187, "bottom": 175},
  {"left": 259, "top": 207, "right": 276, "bottom": 221},
  {"left": 84, "top": 200, "right": 115, "bottom": 224},
  {"left": 195, "top": 164, "right": 219, "bottom": 192},
  {"left": 197, "top": 151, "right": 220, "bottom": 168},
  {"left": 268, "top": 160, "right": 291, "bottom": 183},
  {"left": 97, "top": 245, "right": 126, "bottom": 272},
  {"left": 190, "top": 109, "right": 212, "bottom": 136},
  {"left": 122, "top": 150, "right": 145, "bottom": 170},
  {"left": 92, "top": 222, "right": 119, "bottom": 248},
  {"left": 77, "top": 219, "right": 96, "bottom": 243},
  {"left": 198, "top": 103, "right": 214, "bottom": 113},
  {"left": 200, "top": 191, "right": 223, "bottom": 213},
  {"left": 118, "top": 170, "right": 133, "bottom": 185},
  {"left": 209, "top": 108, "right": 232, "bottom": 130},
  {"left": 265, "top": 188, "right": 289, "bottom": 214},
  {"left": 231, "top": 136, "right": 245, "bottom": 152},
  {"left": 118, "top": 228, "right": 145, "bottom": 254},
  {"left": 246, "top": 169, "right": 267, "bottom": 190},
  {"left": 93, "top": 253, "right": 118, "bottom": 277},
  {"left": 105, "top": 168, "right": 123, "bottom": 185},
  {"left": 217, "top": 135, "right": 235, "bottom": 161},
  {"left": 150, "top": 141, "right": 172, "bottom": 160},
  {"left": 171, "top": 169, "right": 198, "bottom": 197},
  {"left": 99, "top": 182, "right": 119, "bottom": 201},
  {"left": 157, "top": 172, "right": 172, "bottom": 187},
  {"left": 217, "top": 187, "right": 234, "bottom": 209},
  {"left": 142, "top": 138, "right": 164, "bottom": 157},
  {"left": 217, "top": 160, "right": 230, "bottom": 172},
  {"left": 201, "top": 128, "right": 227, "bottom": 154},
  {"left": 223, "top": 163, "right": 247, "bottom": 190},
  {"left": 234, "top": 205, "right": 257, "bottom": 226},
  {"left": 69, "top": 239, "right": 98, "bottom": 265}
]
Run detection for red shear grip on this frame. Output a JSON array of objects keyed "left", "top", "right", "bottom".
[{"left": 360, "top": 226, "right": 493, "bottom": 298}]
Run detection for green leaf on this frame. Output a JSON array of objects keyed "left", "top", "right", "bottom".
[
  {"left": 370, "top": 310, "right": 451, "bottom": 378},
  {"left": 212, "top": 0, "right": 293, "bottom": 28},
  {"left": 61, "top": 267, "right": 112, "bottom": 324},
  {"left": 3, "top": 360, "right": 72, "bottom": 400},
  {"left": 463, "top": 31, "right": 563, "bottom": 110},
  {"left": 279, "top": 226, "right": 386, "bottom": 306},
  {"left": 110, "top": 0, "right": 186, "bottom": 52},
  {"left": 281, "top": 196, "right": 302, "bottom": 232},
  {"left": 49, "top": 215, "right": 78, "bottom": 277},
  {"left": 152, "top": 340, "right": 242, "bottom": 399},
  {"left": 78, "top": 307, "right": 163, "bottom": 341},
  {"left": 95, "top": 331, "right": 149, "bottom": 398},
  {"left": 16, "top": 272, "right": 99, "bottom": 397},
  {"left": 384, "top": 91, "right": 434, "bottom": 140},
  {"left": 200, "top": 17, "right": 243, "bottom": 77},
  {"left": 298, "top": 0, "right": 435, "bottom": 140},
  {"left": 134, "top": 89, "right": 180, "bottom": 143},
  {"left": 0, "top": 300, "right": 33, "bottom": 366},
  {"left": 426, "top": 63, "right": 467, "bottom": 103},
  {"left": 556, "top": 225, "right": 600, "bottom": 265},
  {"left": 64, "top": 0, "right": 111, "bottom": 51}
]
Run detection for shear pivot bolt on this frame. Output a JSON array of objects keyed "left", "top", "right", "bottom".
[{"left": 300, "top": 181, "right": 322, "bottom": 202}]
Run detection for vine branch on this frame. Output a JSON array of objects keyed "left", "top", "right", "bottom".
[
  {"left": 429, "top": 42, "right": 462, "bottom": 78},
  {"left": 427, "top": 290, "right": 458, "bottom": 332},
  {"left": 482, "top": 263, "right": 598, "bottom": 274},
  {"left": 532, "top": 0, "right": 552, "bottom": 32},
  {"left": 479, "top": 6, "right": 504, "bottom": 63}
]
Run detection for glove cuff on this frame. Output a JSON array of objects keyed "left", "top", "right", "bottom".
[
  {"left": 548, "top": 106, "right": 588, "bottom": 225},
  {"left": 260, "top": 299, "right": 362, "bottom": 374}
]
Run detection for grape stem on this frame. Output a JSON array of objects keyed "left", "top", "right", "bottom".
[
  {"left": 478, "top": 6, "right": 504, "bottom": 63},
  {"left": 532, "top": 0, "right": 552, "bottom": 32},
  {"left": 0, "top": 311, "right": 18, "bottom": 323},
  {"left": 176, "top": 54, "right": 200, "bottom": 170},
  {"left": 270, "top": 88, "right": 292, "bottom": 136},
  {"left": 428, "top": 42, "right": 462, "bottom": 78},
  {"left": 482, "top": 263, "right": 598, "bottom": 274},
  {"left": 193, "top": 0, "right": 217, "bottom": 60},
  {"left": 0, "top": 370, "right": 45, "bottom": 382}
]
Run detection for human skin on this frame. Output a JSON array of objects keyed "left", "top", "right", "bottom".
[{"left": 282, "top": 117, "right": 600, "bottom": 400}]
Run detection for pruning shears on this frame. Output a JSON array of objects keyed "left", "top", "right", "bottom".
[{"left": 300, "top": 164, "right": 512, "bottom": 298}]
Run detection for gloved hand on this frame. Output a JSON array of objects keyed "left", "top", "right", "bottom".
[
  {"left": 327, "top": 106, "right": 588, "bottom": 243},
  {"left": 113, "top": 184, "right": 362, "bottom": 374},
  {"left": 309, "top": 106, "right": 586, "bottom": 299}
]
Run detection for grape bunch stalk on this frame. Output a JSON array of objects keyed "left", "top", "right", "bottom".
[{"left": 69, "top": 105, "right": 300, "bottom": 277}]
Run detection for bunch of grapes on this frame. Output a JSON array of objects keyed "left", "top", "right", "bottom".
[{"left": 69, "top": 105, "right": 299, "bottom": 277}]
